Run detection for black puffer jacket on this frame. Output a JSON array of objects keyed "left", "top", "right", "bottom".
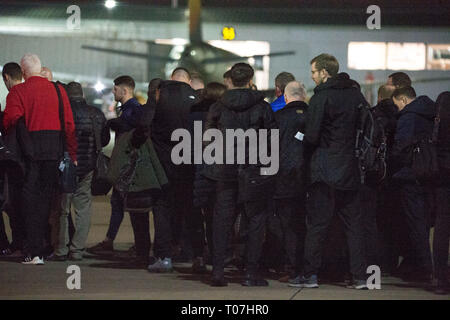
[
  {"left": 203, "top": 89, "right": 277, "bottom": 182},
  {"left": 70, "top": 98, "right": 110, "bottom": 177},
  {"left": 274, "top": 100, "right": 308, "bottom": 198},
  {"left": 151, "top": 80, "right": 199, "bottom": 181},
  {"left": 305, "top": 74, "right": 367, "bottom": 191}
]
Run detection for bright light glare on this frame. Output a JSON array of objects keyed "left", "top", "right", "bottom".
[
  {"left": 105, "top": 0, "right": 116, "bottom": 9},
  {"left": 94, "top": 81, "right": 105, "bottom": 92}
]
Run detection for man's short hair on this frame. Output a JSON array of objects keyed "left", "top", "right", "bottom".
[
  {"left": 275, "top": 72, "right": 295, "bottom": 93},
  {"left": 204, "top": 82, "right": 227, "bottom": 101},
  {"left": 20, "top": 53, "right": 41, "bottom": 76},
  {"left": 285, "top": 81, "right": 306, "bottom": 101},
  {"left": 230, "top": 63, "right": 254, "bottom": 87},
  {"left": 223, "top": 70, "right": 232, "bottom": 79},
  {"left": 389, "top": 72, "right": 411, "bottom": 88},
  {"left": 2, "top": 62, "right": 22, "bottom": 81},
  {"left": 310, "top": 53, "right": 339, "bottom": 77},
  {"left": 114, "top": 75, "right": 135, "bottom": 90},
  {"left": 66, "top": 82, "right": 84, "bottom": 98},
  {"left": 148, "top": 78, "right": 162, "bottom": 94},
  {"left": 392, "top": 86, "right": 417, "bottom": 100},
  {"left": 378, "top": 84, "right": 396, "bottom": 101},
  {"left": 171, "top": 67, "right": 191, "bottom": 81}
]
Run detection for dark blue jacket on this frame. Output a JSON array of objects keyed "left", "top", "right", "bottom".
[
  {"left": 392, "top": 95, "right": 436, "bottom": 181},
  {"left": 270, "top": 95, "right": 286, "bottom": 112},
  {"left": 108, "top": 98, "right": 143, "bottom": 139}
]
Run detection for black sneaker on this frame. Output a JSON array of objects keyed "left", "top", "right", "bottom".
[
  {"left": 87, "top": 240, "right": 114, "bottom": 254},
  {"left": 435, "top": 279, "right": 450, "bottom": 295},
  {"left": 346, "top": 279, "right": 369, "bottom": 290},
  {"left": 192, "top": 257, "right": 207, "bottom": 274},
  {"left": 47, "top": 254, "right": 68, "bottom": 262},
  {"left": 241, "top": 274, "right": 269, "bottom": 287},
  {"left": 288, "top": 275, "right": 319, "bottom": 288},
  {"left": 211, "top": 276, "right": 228, "bottom": 287}
]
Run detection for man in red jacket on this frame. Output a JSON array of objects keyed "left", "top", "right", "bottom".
[{"left": 3, "top": 53, "right": 77, "bottom": 265}]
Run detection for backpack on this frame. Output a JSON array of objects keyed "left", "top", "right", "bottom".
[
  {"left": 355, "top": 102, "right": 388, "bottom": 185},
  {"left": 409, "top": 107, "right": 440, "bottom": 183}
]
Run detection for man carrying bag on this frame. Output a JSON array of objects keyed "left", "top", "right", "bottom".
[
  {"left": 2, "top": 54, "right": 77, "bottom": 265},
  {"left": 53, "top": 82, "right": 109, "bottom": 261}
]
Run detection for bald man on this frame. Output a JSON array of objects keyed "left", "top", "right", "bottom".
[
  {"left": 284, "top": 81, "right": 307, "bottom": 104},
  {"left": 171, "top": 67, "right": 191, "bottom": 85},
  {"left": 147, "top": 67, "right": 200, "bottom": 273},
  {"left": 269, "top": 80, "right": 309, "bottom": 281}
]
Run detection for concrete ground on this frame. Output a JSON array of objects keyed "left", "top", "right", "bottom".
[{"left": 0, "top": 196, "right": 448, "bottom": 300}]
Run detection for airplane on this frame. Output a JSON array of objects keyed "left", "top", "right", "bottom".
[{"left": 81, "top": 0, "right": 295, "bottom": 85}]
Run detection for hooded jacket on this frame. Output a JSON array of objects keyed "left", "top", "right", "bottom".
[
  {"left": 270, "top": 95, "right": 286, "bottom": 112},
  {"left": 392, "top": 95, "right": 436, "bottom": 182},
  {"left": 203, "top": 89, "right": 277, "bottom": 182},
  {"left": 304, "top": 73, "right": 367, "bottom": 191}
]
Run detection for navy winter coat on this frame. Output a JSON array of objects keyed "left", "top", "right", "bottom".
[{"left": 392, "top": 95, "right": 436, "bottom": 182}]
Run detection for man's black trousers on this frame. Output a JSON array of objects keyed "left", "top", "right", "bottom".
[
  {"left": 22, "top": 161, "right": 59, "bottom": 257},
  {"left": 272, "top": 197, "right": 306, "bottom": 274},
  {"left": 399, "top": 183, "right": 433, "bottom": 273},
  {"left": 212, "top": 181, "right": 269, "bottom": 277},
  {"left": 433, "top": 185, "right": 450, "bottom": 280},
  {"left": 303, "top": 182, "right": 366, "bottom": 280}
]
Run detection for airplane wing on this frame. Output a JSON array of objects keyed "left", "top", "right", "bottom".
[
  {"left": 201, "top": 51, "right": 296, "bottom": 64},
  {"left": 81, "top": 45, "right": 177, "bottom": 62}
]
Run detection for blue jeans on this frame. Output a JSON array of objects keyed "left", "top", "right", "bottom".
[{"left": 106, "top": 188, "right": 124, "bottom": 241}]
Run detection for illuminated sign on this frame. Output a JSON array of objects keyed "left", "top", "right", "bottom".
[{"left": 222, "top": 27, "right": 236, "bottom": 40}]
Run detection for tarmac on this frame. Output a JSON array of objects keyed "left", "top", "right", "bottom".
[{"left": 0, "top": 196, "right": 448, "bottom": 300}]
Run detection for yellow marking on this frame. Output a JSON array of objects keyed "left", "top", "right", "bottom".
[{"left": 222, "top": 27, "right": 236, "bottom": 40}]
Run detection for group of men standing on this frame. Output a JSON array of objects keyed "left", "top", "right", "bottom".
[{"left": 0, "top": 52, "right": 449, "bottom": 294}]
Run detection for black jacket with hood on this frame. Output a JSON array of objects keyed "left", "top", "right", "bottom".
[
  {"left": 202, "top": 89, "right": 277, "bottom": 182},
  {"left": 392, "top": 95, "right": 436, "bottom": 182},
  {"left": 304, "top": 73, "right": 367, "bottom": 191}
]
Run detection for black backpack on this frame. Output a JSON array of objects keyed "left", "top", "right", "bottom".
[
  {"left": 409, "top": 108, "right": 440, "bottom": 183},
  {"left": 355, "top": 103, "right": 388, "bottom": 185}
]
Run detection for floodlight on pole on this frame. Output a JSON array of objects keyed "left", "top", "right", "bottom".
[{"left": 105, "top": 0, "right": 116, "bottom": 9}]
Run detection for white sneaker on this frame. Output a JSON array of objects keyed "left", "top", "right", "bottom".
[{"left": 22, "top": 256, "right": 44, "bottom": 265}]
